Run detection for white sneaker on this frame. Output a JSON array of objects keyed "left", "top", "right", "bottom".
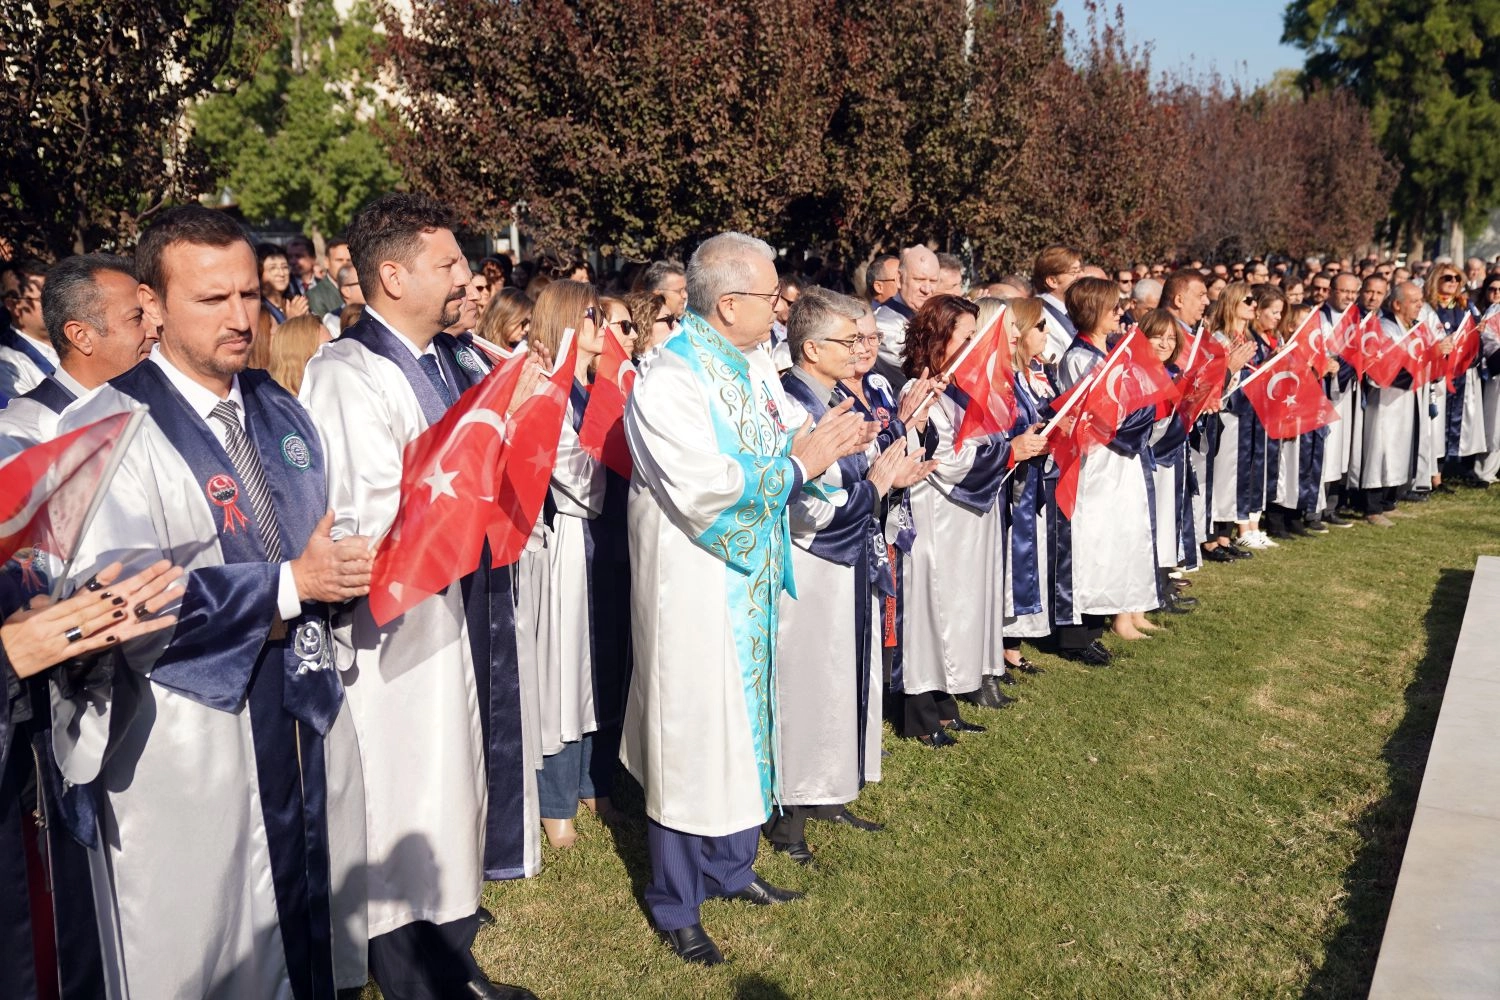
[{"left": 1239, "top": 531, "right": 1273, "bottom": 550}]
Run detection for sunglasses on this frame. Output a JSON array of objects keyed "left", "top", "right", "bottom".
[
  {"left": 1242, "top": 295, "right": 1256, "bottom": 306},
  {"left": 611, "top": 319, "right": 637, "bottom": 336},
  {"left": 1439, "top": 275, "right": 1460, "bottom": 283}
]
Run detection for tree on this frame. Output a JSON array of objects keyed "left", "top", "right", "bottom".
[
  {"left": 0, "top": 0, "right": 278, "bottom": 257},
  {"left": 1284, "top": 0, "right": 1500, "bottom": 252},
  {"left": 192, "top": 0, "right": 400, "bottom": 245},
  {"left": 380, "top": 0, "right": 844, "bottom": 259}
]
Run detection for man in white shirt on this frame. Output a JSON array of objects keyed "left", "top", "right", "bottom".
[{"left": 1031, "top": 244, "right": 1083, "bottom": 363}]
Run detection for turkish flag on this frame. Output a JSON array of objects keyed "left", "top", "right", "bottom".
[
  {"left": 1446, "top": 314, "right": 1480, "bottom": 390},
  {"left": 1344, "top": 310, "right": 1389, "bottom": 382},
  {"left": 948, "top": 308, "right": 1017, "bottom": 448},
  {"left": 486, "top": 330, "right": 579, "bottom": 566},
  {"left": 1285, "top": 308, "right": 1326, "bottom": 375},
  {"left": 368, "top": 350, "right": 530, "bottom": 626},
  {"left": 1239, "top": 346, "right": 1339, "bottom": 440},
  {"left": 577, "top": 325, "right": 636, "bottom": 479},
  {"left": 1360, "top": 320, "right": 1413, "bottom": 389},
  {"left": 1325, "top": 306, "right": 1364, "bottom": 376},
  {"left": 0, "top": 410, "right": 138, "bottom": 588},
  {"left": 1175, "top": 332, "right": 1228, "bottom": 431},
  {"left": 1047, "top": 329, "right": 1176, "bottom": 518}
]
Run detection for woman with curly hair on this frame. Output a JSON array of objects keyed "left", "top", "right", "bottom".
[
  {"left": 896, "top": 294, "right": 1045, "bottom": 743},
  {"left": 1424, "top": 262, "right": 1485, "bottom": 484}
]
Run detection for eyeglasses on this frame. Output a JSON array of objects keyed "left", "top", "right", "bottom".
[
  {"left": 583, "top": 306, "right": 598, "bottom": 321},
  {"left": 1439, "top": 275, "right": 1460, "bottom": 284},
  {"left": 857, "top": 333, "right": 880, "bottom": 345},
  {"left": 821, "top": 335, "right": 861, "bottom": 350},
  {"left": 728, "top": 289, "right": 784, "bottom": 306},
  {"left": 611, "top": 319, "right": 637, "bottom": 336},
  {"left": 1485, "top": 286, "right": 1500, "bottom": 296},
  {"left": 1242, "top": 295, "right": 1256, "bottom": 306}
]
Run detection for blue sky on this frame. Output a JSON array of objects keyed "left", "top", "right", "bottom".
[{"left": 1052, "top": 0, "right": 1307, "bottom": 86}]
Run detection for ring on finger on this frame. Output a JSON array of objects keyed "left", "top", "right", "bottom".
[{"left": 65, "top": 625, "right": 85, "bottom": 643}]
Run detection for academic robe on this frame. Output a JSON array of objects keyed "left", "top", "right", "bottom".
[
  {"left": 0, "top": 326, "right": 57, "bottom": 399},
  {"left": 1426, "top": 302, "right": 1487, "bottom": 461},
  {"left": 1482, "top": 307, "right": 1500, "bottom": 463},
  {"left": 773, "top": 369, "right": 883, "bottom": 805},
  {"left": 54, "top": 361, "right": 345, "bottom": 1000},
  {"left": 1005, "top": 370, "right": 1053, "bottom": 638},
  {"left": 1150, "top": 365, "right": 1191, "bottom": 569},
  {"left": 0, "top": 377, "right": 104, "bottom": 1000},
  {"left": 300, "top": 315, "right": 533, "bottom": 944},
  {"left": 534, "top": 384, "right": 603, "bottom": 755},
  {"left": 1211, "top": 336, "right": 1271, "bottom": 523},
  {"left": 897, "top": 382, "right": 1008, "bottom": 696},
  {"left": 1054, "top": 337, "right": 1158, "bottom": 617},
  {"left": 620, "top": 312, "right": 807, "bottom": 837},
  {"left": 1319, "top": 305, "right": 1360, "bottom": 487},
  {"left": 1358, "top": 316, "right": 1418, "bottom": 491},
  {"left": 872, "top": 295, "right": 914, "bottom": 390}
]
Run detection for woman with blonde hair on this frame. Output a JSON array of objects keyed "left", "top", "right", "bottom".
[
  {"left": 520, "top": 280, "right": 618, "bottom": 847},
  {"left": 475, "top": 287, "right": 533, "bottom": 348},
  {"left": 1424, "top": 262, "right": 1483, "bottom": 485},
  {"left": 266, "top": 314, "right": 330, "bottom": 396},
  {"left": 1205, "top": 282, "right": 1271, "bottom": 551}
]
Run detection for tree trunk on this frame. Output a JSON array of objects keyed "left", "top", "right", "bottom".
[{"left": 1449, "top": 217, "right": 1465, "bottom": 262}]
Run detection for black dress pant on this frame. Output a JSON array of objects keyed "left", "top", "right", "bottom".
[
  {"left": 368, "top": 913, "right": 483, "bottom": 1000},
  {"left": 901, "top": 691, "right": 961, "bottom": 737},
  {"left": 762, "top": 803, "right": 842, "bottom": 846}
]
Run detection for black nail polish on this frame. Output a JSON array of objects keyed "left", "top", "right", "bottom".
[
  {"left": 85, "top": 576, "right": 102, "bottom": 591},
  {"left": 112, "top": 596, "right": 126, "bottom": 606},
  {"left": 134, "top": 604, "right": 149, "bottom": 619},
  {"left": 112, "top": 610, "right": 125, "bottom": 619},
  {"left": 101, "top": 591, "right": 113, "bottom": 600},
  {"left": 105, "top": 635, "right": 118, "bottom": 643}
]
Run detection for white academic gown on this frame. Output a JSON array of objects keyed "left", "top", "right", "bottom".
[
  {"left": 1056, "top": 342, "right": 1158, "bottom": 614},
  {"left": 897, "top": 388, "right": 1006, "bottom": 696},
  {"left": 620, "top": 317, "right": 808, "bottom": 837},
  {"left": 776, "top": 421, "right": 882, "bottom": 805},
  {"left": 52, "top": 375, "right": 333, "bottom": 1000},
  {"left": 0, "top": 327, "right": 58, "bottom": 397},
  {"left": 537, "top": 395, "right": 603, "bottom": 753},
  {"left": 0, "top": 368, "right": 91, "bottom": 449},
  {"left": 1358, "top": 318, "right": 1419, "bottom": 491},
  {"left": 300, "top": 335, "right": 493, "bottom": 937}
]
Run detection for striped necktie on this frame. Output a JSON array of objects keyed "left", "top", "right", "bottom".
[{"left": 209, "top": 399, "right": 286, "bottom": 562}]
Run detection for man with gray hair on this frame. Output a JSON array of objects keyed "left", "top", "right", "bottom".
[
  {"left": 872, "top": 244, "right": 939, "bottom": 389},
  {"left": 0, "top": 253, "right": 157, "bottom": 450},
  {"left": 621, "top": 232, "right": 875, "bottom": 966},
  {"left": 935, "top": 252, "right": 965, "bottom": 296},
  {"left": 1124, "top": 277, "right": 1161, "bottom": 326},
  {"left": 641, "top": 258, "right": 688, "bottom": 319}
]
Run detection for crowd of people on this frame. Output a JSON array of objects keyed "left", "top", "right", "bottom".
[{"left": 1, "top": 199, "right": 1499, "bottom": 1000}]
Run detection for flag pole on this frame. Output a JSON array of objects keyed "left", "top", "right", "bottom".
[{"left": 50, "top": 407, "right": 149, "bottom": 599}]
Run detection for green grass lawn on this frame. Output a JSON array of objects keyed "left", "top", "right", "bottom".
[{"left": 394, "top": 486, "right": 1497, "bottom": 999}]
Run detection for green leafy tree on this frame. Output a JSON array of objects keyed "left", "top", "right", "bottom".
[
  {"left": 0, "top": 0, "right": 278, "bottom": 257},
  {"left": 1284, "top": 0, "right": 1500, "bottom": 251},
  {"left": 193, "top": 0, "right": 400, "bottom": 243}
]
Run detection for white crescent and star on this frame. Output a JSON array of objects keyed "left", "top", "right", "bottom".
[
  {"left": 424, "top": 409, "right": 508, "bottom": 502},
  {"left": 1265, "top": 371, "right": 1299, "bottom": 402}
]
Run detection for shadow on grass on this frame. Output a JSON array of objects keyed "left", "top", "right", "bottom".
[
  {"left": 603, "top": 770, "right": 656, "bottom": 924},
  {"left": 1300, "top": 566, "right": 1474, "bottom": 999},
  {"left": 732, "top": 973, "right": 792, "bottom": 998}
]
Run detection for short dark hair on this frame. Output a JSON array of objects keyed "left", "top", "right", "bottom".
[
  {"left": 344, "top": 192, "right": 458, "bottom": 299},
  {"left": 135, "top": 206, "right": 252, "bottom": 297},
  {"left": 326, "top": 238, "right": 349, "bottom": 257},
  {"left": 1064, "top": 276, "right": 1120, "bottom": 334},
  {"left": 41, "top": 253, "right": 136, "bottom": 358},
  {"left": 1160, "top": 269, "right": 1206, "bottom": 312},
  {"left": 256, "top": 242, "right": 288, "bottom": 265}
]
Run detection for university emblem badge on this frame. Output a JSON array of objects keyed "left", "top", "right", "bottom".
[{"left": 280, "top": 433, "right": 312, "bottom": 470}]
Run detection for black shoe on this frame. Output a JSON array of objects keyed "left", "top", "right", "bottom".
[
  {"left": 944, "top": 718, "right": 987, "bottom": 733},
  {"left": 1266, "top": 525, "right": 1292, "bottom": 540},
  {"left": 660, "top": 923, "right": 725, "bottom": 966},
  {"left": 1060, "top": 642, "right": 1111, "bottom": 667},
  {"left": 996, "top": 671, "right": 1019, "bottom": 686},
  {"left": 772, "top": 840, "right": 816, "bottom": 866},
  {"left": 719, "top": 876, "right": 804, "bottom": 906},
  {"left": 462, "top": 979, "right": 540, "bottom": 1000},
  {"left": 1401, "top": 490, "right": 1430, "bottom": 503},
  {"left": 915, "top": 729, "right": 959, "bottom": 748},
  {"left": 970, "top": 676, "right": 1006, "bottom": 709},
  {"left": 1200, "top": 544, "right": 1235, "bottom": 563},
  {"left": 475, "top": 906, "right": 496, "bottom": 928},
  {"left": 1225, "top": 544, "right": 1254, "bottom": 560},
  {"left": 1171, "top": 594, "right": 1200, "bottom": 609},
  {"left": 826, "top": 808, "right": 884, "bottom": 833},
  {"left": 1322, "top": 512, "right": 1353, "bottom": 527},
  {"left": 1302, "top": 517, "right": 1329, "bottom": 533},
  {"left": 1015, "top": 656, "right": 1045, "bottom": 675},
  {"left": 1286, "top": 518, "right": 1310, "bottom": 536}
]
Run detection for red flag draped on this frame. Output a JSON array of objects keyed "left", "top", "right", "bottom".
[
  {"left": 0, "top": 412, "right": 137, "bottom": 588},
  {"left": 1239, "top": 347, "right": 1340, "bottom": 440},
  {"left": 368, "top": 350, "right": 530, "bottom": 626},
  {"left": 949, "top": 309, "right": 1017, "bottom": 448},
  {"left": 1176, "top": 333, "right": 1229, "bottom": 431},
  {"left": 1324, "top": 306, "right": 1364, "bottom": 377},
  {"left": 487, "top": 332, "right": 579, "bottom": 566},
  {"left": 577, "top": 326, "right": 637, "bottom": 479},
  {"left": 1047, "top": 329, "right": 1178, "bottom": 518},
  {"left": 1446, "top": 314, "right": 1480, "bottom": 390}
]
